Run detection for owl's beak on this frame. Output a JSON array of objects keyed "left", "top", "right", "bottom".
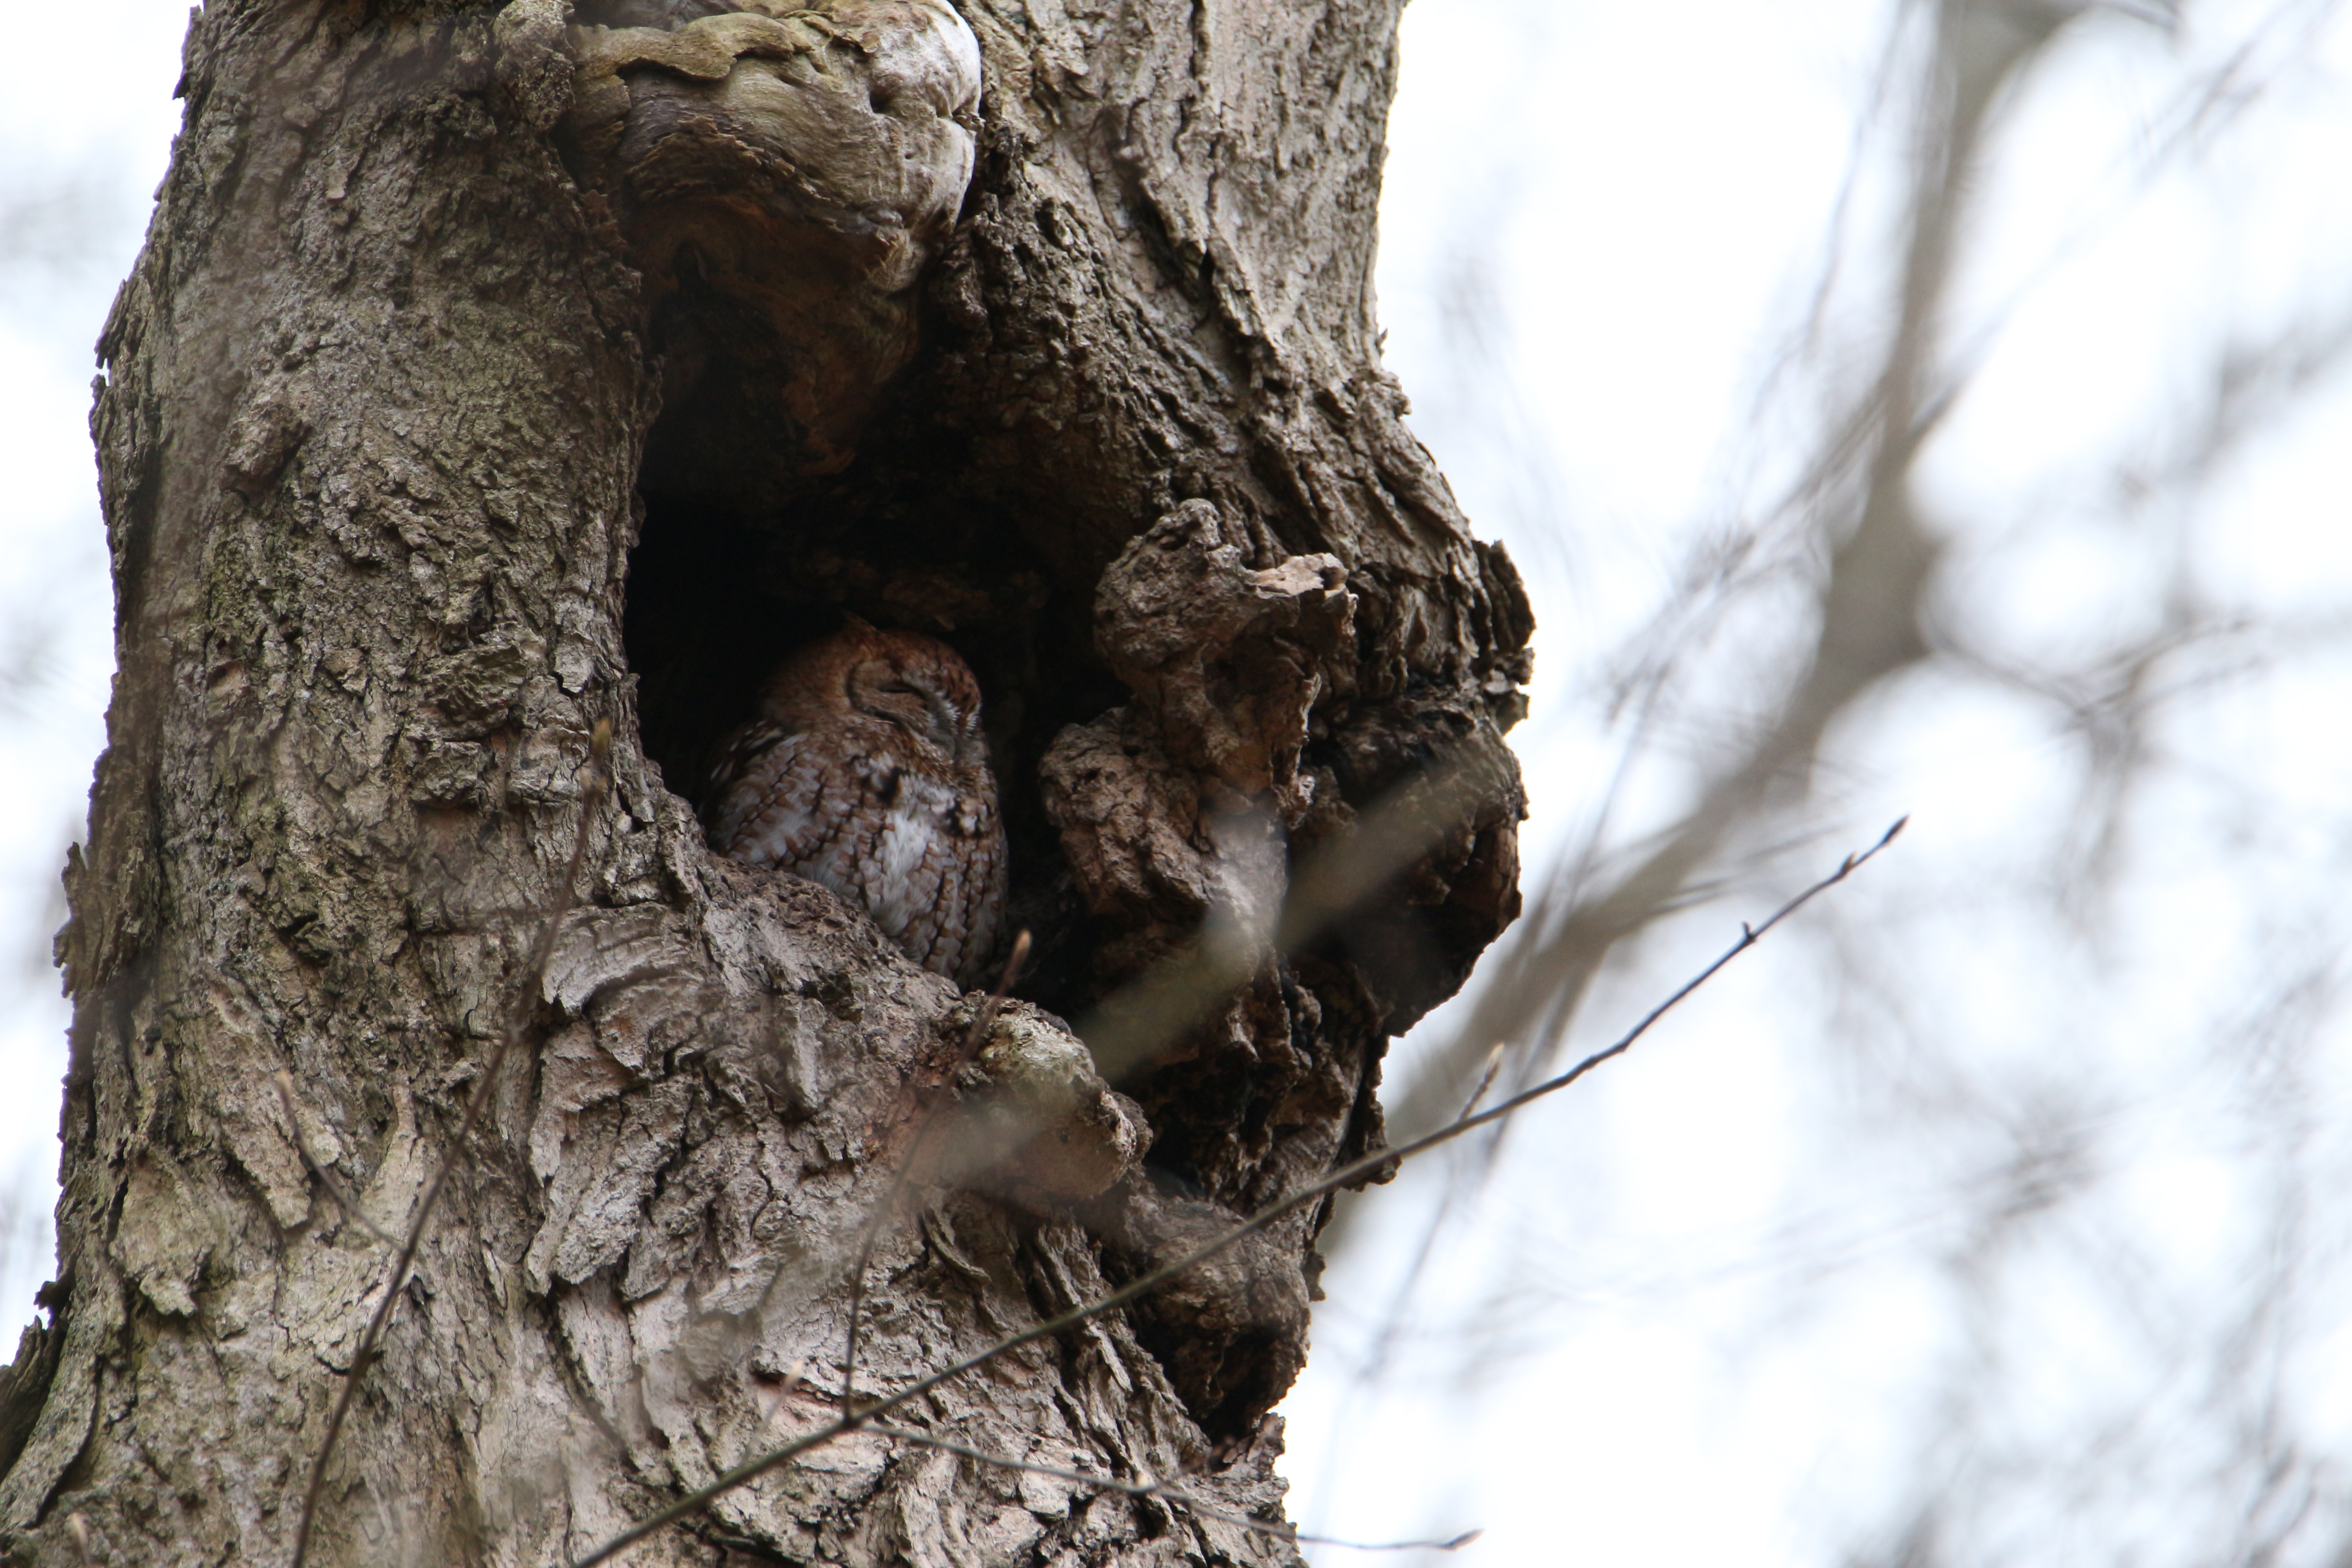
[{"left": 923, "top": 693, "right": 965, "bottom": 763}]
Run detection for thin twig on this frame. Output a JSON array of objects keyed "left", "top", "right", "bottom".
[
  {"left": 568, "top": 820, "right": 1903, "bottom": 1568},
  {"left": 291, "top": 721, "right": 612, "bottom": 1568},
  {"left": 839, "top": 930, "right": 1030, "bottom": 1416},
  {"left": 866, "top": 1421, "right": 1480, "bottom": 1554},
  {"left": 1458, "top": 1042, "right": 1506, "bottom": 1121},
  {"left": 274, "top": 1070, "right": 401, "bottom": 1248}
]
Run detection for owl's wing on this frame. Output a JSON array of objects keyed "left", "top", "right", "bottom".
[{"left": 706, "top": 722, "right": 833, "bottom": 872}]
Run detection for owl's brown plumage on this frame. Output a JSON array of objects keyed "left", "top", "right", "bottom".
[{"left": 706, "top": 623, "right": 1007, "bottom": 988}]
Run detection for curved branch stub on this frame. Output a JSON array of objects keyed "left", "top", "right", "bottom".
[{"left": 1043, "top": 501, "right": 1357, "bottom": 982}]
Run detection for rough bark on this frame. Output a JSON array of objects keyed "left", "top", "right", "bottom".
[{"left": 0, "top": 1, "right": 1529, "bottom": 1564}]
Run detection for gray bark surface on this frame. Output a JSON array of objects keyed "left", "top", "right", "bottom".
[{"left": 0, "top": 1, "right": 1529, "bottom": 1563}]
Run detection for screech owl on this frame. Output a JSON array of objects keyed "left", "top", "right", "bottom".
[{"left": 706, "top": 622, "right": 1007, "bottom": 988}]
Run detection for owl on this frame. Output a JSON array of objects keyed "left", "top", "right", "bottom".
[{"left": 705, "top": 622, "right": 1007, "bottom": 988}]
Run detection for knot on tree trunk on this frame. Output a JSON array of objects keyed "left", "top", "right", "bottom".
[
  {"left": 1093, "top": 499, "right": 1356, "bottom": 819},
  {"left": 562, "top": 0, "right": 981, "bottom": 500},
  {"left": 1041, "top": 501, "right": 1354, "bottom": 976},
  {"left": 950, "top": 1004, "right": 1152, "bottom": 1205},
  {"left": 1304, "top": 697, "right": 1528, "bottom": 1035}
]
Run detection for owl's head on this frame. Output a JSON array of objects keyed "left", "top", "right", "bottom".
[{"left": 832, "top": 623, "right": 989, "bottom": 768}]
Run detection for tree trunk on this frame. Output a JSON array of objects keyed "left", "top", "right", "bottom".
[{"left": 0, "top": 1, "right": 1529, "bottom": 1563}]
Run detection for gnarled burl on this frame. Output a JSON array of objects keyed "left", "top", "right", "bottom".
[
  {"left": 564, "top": 0, "right": 983, "bottom": 500},
  {"left": 0, "top": 2, "right": 1531, "bottom": 1564}
]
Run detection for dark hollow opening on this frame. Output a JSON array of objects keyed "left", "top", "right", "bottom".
[{"left": 620, "top": 338, "right": 1127, "bottom": 1019}]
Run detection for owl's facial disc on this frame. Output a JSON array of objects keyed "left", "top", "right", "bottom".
[{"left": 850, "top": 660, "right": 967, "bottom": 760}]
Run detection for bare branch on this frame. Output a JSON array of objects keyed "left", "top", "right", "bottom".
[{"left": 1362, "top": 0, "right": 2084, "bottom": 1186}]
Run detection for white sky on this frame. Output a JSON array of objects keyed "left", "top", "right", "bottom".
[
  {"left": 5, "top": 2, "right": 2352, "bottom": 1564},
  {"left": 0, "top": 0, "right": 188, "bottom": 1328}
]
